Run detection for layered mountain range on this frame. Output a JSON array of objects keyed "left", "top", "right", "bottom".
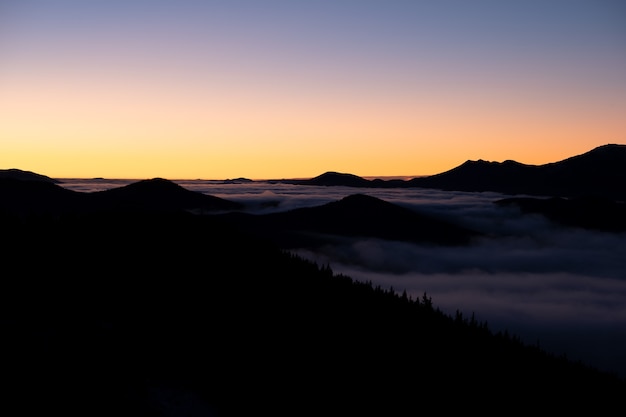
[
  {"left": 2, "top": 143, "right": 625, "bottom": 235},
  {"left": 2, "top": 146, "right": 626, "bottom": 415},
  {"left": 277, "top": 144, "right": 626, "bottom": 232},
  {"left": 0, "top": 175, "right": 479, "bottom": 247}
]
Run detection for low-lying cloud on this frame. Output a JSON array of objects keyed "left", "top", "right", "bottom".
[
  {"left": 63, "top": 180, "right": 626, "bottom": 378},
  {"left": 283, "top": 188, "right": 626, "bottom": 378},
  {"left": 295, "top": 227, "right": 626, "bottom": 278},
  {"left": 309, "top": 264, "right": 626, "bottom": 379}
]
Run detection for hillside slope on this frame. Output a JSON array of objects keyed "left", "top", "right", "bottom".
[
  {"left": 215, "top": 193, "right": 481, "bottom": 248},
  {"left": 1, "top": 207, "right": 624, "bottom": 416}
]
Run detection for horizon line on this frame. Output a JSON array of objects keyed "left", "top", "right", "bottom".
[{"left": 51, "top": 174, "right": 428, "bottom": 182}]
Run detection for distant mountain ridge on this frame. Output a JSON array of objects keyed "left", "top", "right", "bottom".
[
  {"left": 409, "top": 144, "right": 626, "bottom": 199},
  {"left": 285, "top": 171, "right": 373, "bottom": 187},
  {"left": 281, "top": 144, "right": 626, "bottom": 200},
  {"left": 6, "top": 144, "right": 624, "bottom": 200}
]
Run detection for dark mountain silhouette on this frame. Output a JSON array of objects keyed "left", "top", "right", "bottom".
[
  {"left": 409, "top": 143, "right": 626, "bottom": 200},
  {"left": 0, "top": 174, "right": 478, "bottom": 246},
  {"left": 276, "top": 144, "right": 626, "bottom": 201},
  {"left": 0, "top": 176, "right": 242, "bottom": 215},
  {"left": 215, "top": 193, "right": 481, "bottom": 248},
  {"left": 0, "top": 177, "right": 89, "bottom": 214},
  {"left": 494, "top": 196, "right": 626, "bottom": 232},
  {"left": 282, "top": 170, "right": 373, "bottom": 187},
  {"left": 408, "top": 158, "right": 540, "bottom": 192},
  {"left": 1, "top": 206, "right": 624, "bottom": 416},
  {"left": 222, "top": 177, "right": 254, "bottom": 183},
  {"left": 90, "top": 177, "right": 243, "bottom": 212},
  {"left": 271, "top": 170, "right": 402, "bottom": 187},
  {"left": 1, "top": 168, "right": 625, "bottom": 415},
  {"left": 0, "top": 168, "right": 61, "bottom": 183}
]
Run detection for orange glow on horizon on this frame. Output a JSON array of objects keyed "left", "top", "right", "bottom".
[
  {"left": 1, "top": 2, "right": 624, "bottom": 180},
  {"left": 2, "top": 77, "right": 622, "bottom": 180}
]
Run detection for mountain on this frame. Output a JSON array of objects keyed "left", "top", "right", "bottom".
[
  {"left": 281, "top": 171, "right": 374, "bottom": 187},
  {"left": 0, "top": 176, "right": 242, "bottom": 214},
  {"left": 0, "top": 168, "right": 61, "bottom": 183},
  {"left": 91, "top": 177, "right": 243, "bottom": 212},
  {"left": 408, "top": 159, "right": 540, "bottom": 192},
  {"left": 2, "top": 169, "right": 625, "bottom": 415},
  {"left": 0, "top": 177, "right": 89, "bottom": 214},
  {"left": 281, "top": 144, "right": 626, "bottom": 201},
  {"left": 409, "top": 144, "right": 626, "bottom": 200},
  {"left": 216, "top": 193, "right": 481, "bottom": 248},
  {"left": 2, "top": 200, "right": 624, "bottom": 416}
]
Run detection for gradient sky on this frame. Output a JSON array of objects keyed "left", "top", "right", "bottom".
[{"left": 1, "top": 0, "right": 625, "bottom": 179}]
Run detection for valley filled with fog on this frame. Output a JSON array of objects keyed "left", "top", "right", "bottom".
[{"left": 60, "top": 179, "right": 626, "bottom": 378}]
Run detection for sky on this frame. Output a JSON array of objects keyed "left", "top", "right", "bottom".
[{"left": 1, "top": 0, "right": 625, "bottom": 180}]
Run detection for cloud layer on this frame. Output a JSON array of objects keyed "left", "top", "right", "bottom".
[
  {"left": 63, "top": 180, "right": 626, "bottom": 378},
  {"left": 260, "top": 186, "right": 626, "bottom": 378}
]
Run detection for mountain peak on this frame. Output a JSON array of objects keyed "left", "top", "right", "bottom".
[
  {"left": 593, "top": 143, "right": 625, "bottom": 150},
  {"left": 295, "top": 171, "right": 371, "bottom": 187},
  {"left": 575, "top": 143, "right": 626, "bottom": 157},
  {"left": 0, "top": 168, "right": 60, "bottom": 183},
  {"left": 312, "top": 171, "right": 364, "bottom": 180},
  {"left": 411, "top": 143, "right": 626, "bottom": 200},
  {"left": 95, "top": 178, "right": 243, "bottom": 211}
]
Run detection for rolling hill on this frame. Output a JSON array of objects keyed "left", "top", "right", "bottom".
[
  {"left": 0, "top": 168, "right": 61, "bottom": 183},
  {"left": 0, "top": 175, "right": 242, "bottom": 214},
  {"left": 216, "top": 193, "right": 480, "bottom": 248},
  {"left": 90, "top": 177, "right": 243, "bottom": 212}
]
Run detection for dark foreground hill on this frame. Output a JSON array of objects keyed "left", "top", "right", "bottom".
[
  {"left": 0, "top": 176, "right": 242, "bottom": 214},
  {"left": 0, "top": 177, "right": 89, "bottom": 214},
  {"left": 90, "top": 177, "right": 243, "bottom": 212},
  {"left": 1, "top": 206, "right": 625, "bottom": 416}
]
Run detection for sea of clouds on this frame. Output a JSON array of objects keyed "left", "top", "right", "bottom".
[{"left": 60, "top": 179, "right": 626, "bottom": 378}]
